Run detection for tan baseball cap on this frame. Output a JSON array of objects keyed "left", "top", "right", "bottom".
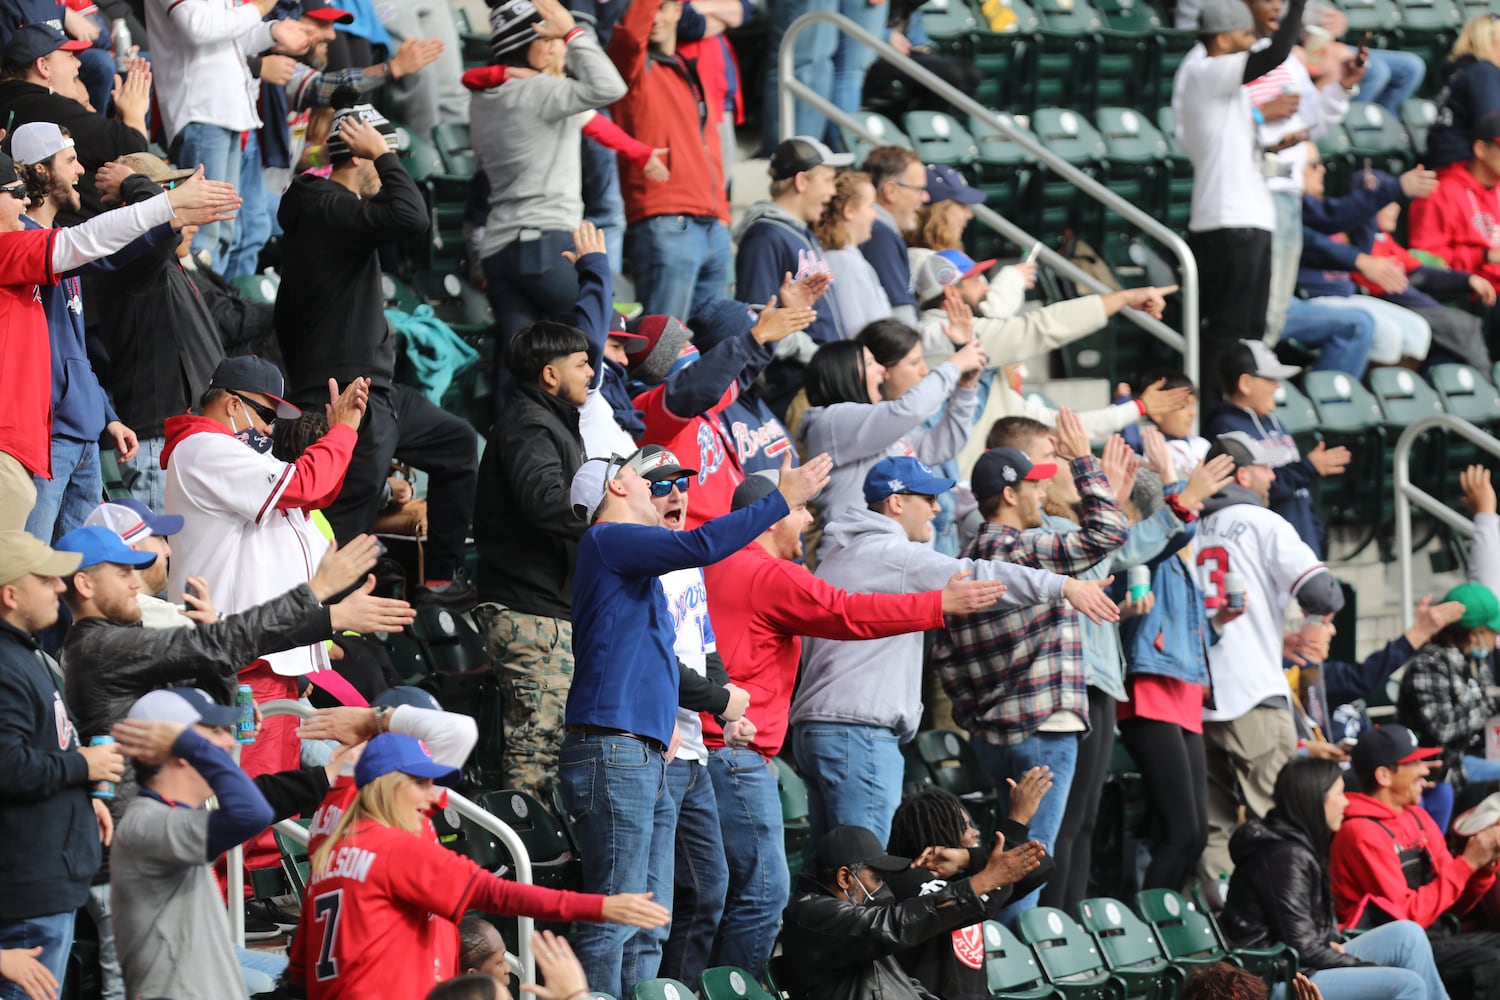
[
  {"left": 116, "top": 152, "right": 196, "bottom": 186},
  {"left": 0, "top": 531, "right": 83, "bottom": 586}
]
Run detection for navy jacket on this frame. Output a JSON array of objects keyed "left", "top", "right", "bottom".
[
  {"left": 1427, "top": 56, "right": 1500, "bottom": 170},
  {"left": 1204, "top": 402, "right": 1326, "bottom": 555},
  {"left": 861, "top": 211, "right": 917, "bottom": 313},
  {"left": 1297, "top": 171, "right": 1405, "bottom": 299},
  {"left": 0, "top": 619, "right": 98, "bottom": 920}
]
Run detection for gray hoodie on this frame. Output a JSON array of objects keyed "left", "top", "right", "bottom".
[{"left": 791, "top": 508, "right": 1065, "bottom": 739}]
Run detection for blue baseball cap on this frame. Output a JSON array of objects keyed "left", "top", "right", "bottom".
[
  {"left": 926, "top": 165, "right": 986, "bottom": 206},
  {"left": 84, "top": 498, "right": 183, "bottom": 544},
  {"left": 372, "top": 686, "right": 442, "bottom": 711},
  {"left": 355, "top": 732, "right": 461, "bottom": 788},
  {"left": 863, "top": 456, "right": 957, "bottom": 503},
  {"left": 54, "top": 525, "right": 158, "bottom": 572},
  {"left": 2, "top": 24, "right": 88, "bottom": 68}
]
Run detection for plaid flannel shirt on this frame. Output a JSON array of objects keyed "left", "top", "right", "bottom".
[
  {"left": 1397, "top": 643, "right": 1496, "bottom": 786},
  {"left": 933, "top": 456, "right": 1128, "bottom": 745}
]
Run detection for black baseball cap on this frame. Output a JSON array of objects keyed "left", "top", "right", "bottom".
[
  {"left": 971, "top": 446, "right": 1057, "bottom": 502},
  {"left": 1205, "top": 431, "right": 1270, "bottom": 470},
  {"left": 208, "top": 356, "right": 302, "bottom": 419},
  {"left": 1350, "top": 724, "right": 1441, "bottom": 775},
  {"left": 731, "top": 471, "right": 780, "bottom": 511},
  {"left": 769, "top": 136, "right": 853, "bottom": 181},
  {"left": 1473, "top": 111, "right": 1500, "bottom": 146},
  {"left": 300, "top": 0, "right": 354, "bottom": 22},
  {"left": 0, "top": 151, "right": 20, "bottom": 188},
  {"left": 813, "top": 825, "right": 910, "bottom": 874},
  {"left": 2, "top": 24, "right": 88, "bottom": 66}
]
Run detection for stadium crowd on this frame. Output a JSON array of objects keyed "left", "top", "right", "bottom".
[{"left": 5, "top": 0, "right": 1500, "bottom": 997}]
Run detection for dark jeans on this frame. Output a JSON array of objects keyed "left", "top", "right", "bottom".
[
  {"left": 321, "top": 383, "right": 478, "bottom": 581},
  {"left": 1189, "top": 227, "right": 1272, "bottom": 397},
  {"left": 661, "top": 759, "right": 729, "bottom": 988},
  {"left": 1427, "top": 929, "right": 1500, "bottom": 1000},
  {"left": 482, "top": 230, "right": 583, "bottom": 407},
  {"left": 1119, "top": 716, "right": 1209, "bottom": 892},
  {"left": 1041, "top": 689, "right": 1115, "bottom": 909}
]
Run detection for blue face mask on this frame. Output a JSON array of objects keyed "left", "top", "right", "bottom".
[
  {"left": 230, "top": 409, "right": 275, "bottom": 455},
  {"left": 1469, "top": 645, "right": 1492, "bottom": 663}
]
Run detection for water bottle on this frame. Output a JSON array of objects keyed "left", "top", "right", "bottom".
[
  {"left": 112, "top": 18, "right": 131, "bottom": 74},
  {"left": 90, "top": 736, "right": 116, "bottom": 799}
]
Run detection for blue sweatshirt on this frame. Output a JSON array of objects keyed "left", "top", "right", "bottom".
[
  {"left": 860, "top": 209, "right": 918, "bottom": 317},
  {"left": 733, "top": 201, "right": 843, "bottom": 345},
  {"left": 1297, "top": 171, "right": 1404, "bottom": 299},
  {"left": 568, "top": 490, "right": 792, "bottom": 746},
  {"left": 1204, "top": 401, "right": 1325, "bottom": 555},
  {"left": 1426, "top": 57, "right": 1500, "bottom": 170}
]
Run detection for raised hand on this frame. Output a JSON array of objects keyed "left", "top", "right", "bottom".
[
  {"left": 1100, "top": 435, "right": 1138, "bottom": 503},
  {"left": 522, "top": 931, "right": 591, "bottom": 1000},
  {"left": 1051, "top": 407, "right": 1090, "bottom": 462},
  {"left": 329, "top": 576, "right": 417, "bottom": 634},
  {"left": 942, "top": 284, "right": 975, "bottom": 346},
  {"left": 1307, "top": 440, "right": 1350, "bottom": 477},
  {"left": 561, "top": 219, "right": 607, "bottom": 265},
  {"left": 1177, "top": 452, "right": 1237, "bottom": 510},
  {"left": 1462, "top": 464, "right": 1497, "bottom": 515},
  {"left": 940, "top": 571, "right": 1008, "bottom": 614},
  {"left": 750, "top": 295, "right": 818, "bottom": 346},
  {"left": 777, "top": 451, "right": 832, "bottom": 509},
  {"left": 600, "top": 892, "right": 670, "bottom": 928},
  {"left": 974, "top": 832, "right": 1046, "bottom": 891},
  {"left": 109, "top": 719, "right": 184, "bottom": 765},
  {"left": 1006, "top": 765, "right": 1053, "bottom": 824},
  {"left": 778, "top": 270, "right": 832, "bottom": 311},
  {"left": 1137, "top": 377, "right": 1192, "bottom": 417},
  {"left": 1062, "top": 577, "right": 1121, "bottom": 624},
  {"left": 178, "top": 575, "right": 218, "bottom": 624},
  {"left": 389, "top": 38, "right": 445, "bottom": 79},
  {"left": 165, "top": 166, "right": 242, "bottom": 226},
  {"left": 326, "top": 376, "right": 370, "bottom": 430},
  {"left": 1140, "top": 425, "right": 1176, "bottom": 481}
]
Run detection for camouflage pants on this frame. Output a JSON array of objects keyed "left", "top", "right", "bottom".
[{"left": 476, "top": 604, "right": 573, "bottom": 802}]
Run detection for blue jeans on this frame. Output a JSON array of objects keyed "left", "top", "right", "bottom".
[
  {"left": 580, "top": 117, "right": 626, "bottom": 276},
  {"left": 707, "top": 747, "right": 786, "bottom": 976},
  {"left": 625, "top": 215, "right": 732, "bottom": 321},
  {"left": 760, "top": 0, "right": 838, "bottom": 151},
  {"left": 237, "top": 944, "right": 287, "bottom": 996},
  {"left": 1283, "top": 298, "right": 1376, "bottom": 377},
  {"left": 171, "top": 122, "right": 243, "bottom": 269},
  {"left": 1267, "top": 191, "right": 1303, "bottom": 341},
  {"left": 792, "top": 722, "right": 904, "bottom": 845},
  {"left": 0, "top": 911, "right": 74, "bottom": 1000},
  {"left": 1299, "top": 920, "right": 1448, "bottom": 1000},
  {"left": 77, "top": 48, "right": 115, "bottom": 120},
  {"left": 661, "top": 759, "right": 729, "bottom": 988},
  {"left": 1423, "top": 780, "right": 1455, "bottom": 834},
  {"left": 1464, "top": 755, "right": 1500, "bottom": 783},
  {"left": 558, "top": 733, "right": 674, "bottom": 1000},
  {"left": 969, "top": 730, "right": 1080, "bottom": 918},
  {"left": 1361, "top": 50, "right": 1427, "bottom": 117},
  {"left": 1309, "top": 295, "right": 1431, "bottom": 365},
  {"left": 118, "top": 436, "right": 166, "bottom": 514},
  {"left": 26, "top": 437, "right": 101, "bottom": 544},
  {"left": 223, "top": 131, "right": 270, "bottom": 281},
  {"left": 86, "top": 884, "right": 123, "bottom": 1000},
  {"left": 830, "top": 0, "right": 887, "bottom": 139}
]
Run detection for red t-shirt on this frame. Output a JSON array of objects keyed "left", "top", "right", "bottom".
[
  {"left": 634, "top": 383, "right": 744, "bottom": 529},
  {"left": 1116, "top": 675, "right": 1205, "bottom": 733},
  {"left": 0, "top": 227, "right": 59, "bottom": 477}
]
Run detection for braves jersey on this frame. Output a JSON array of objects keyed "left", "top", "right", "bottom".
[
  {"left": 661, "top": 566, "right": 717, "bottom": 762},
  {"left": 0, "top": 227, "right": 59, "bottom": 478},
  {"left": 1197, "top": 498, "right": 1327, "bottom": 721},
  {"left": 635, "top": 383, "right": 744, "bottom": 528}
]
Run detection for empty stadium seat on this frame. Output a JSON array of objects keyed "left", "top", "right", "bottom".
[
  {"left": 632, "top": 979, "right": 699, "bottom": 1000},
  {"left": 1401, "top": 98, "right": 1437, "bottom": 156},
  {"left": 1094, "top": 0, "right": 1159, "bottom": 108},
  {"left": 1335, "top": 0, "right": 1400, "bottom": 37},
  {"left": 1031, "top": 107, "right": 1110, "bottom": 245},
  {"left": 1015, "top": 907, "right": 1129, "bottom": 998},
  {"left": 1273, "top": 378, "right": 1321, "bottom": 445},
  {"left": 1393, "top": 0, "right": 1459, "bottom": 85},
  {"left": 1135, "top": 888, "right": 1298, "bottom": 990},
  {"left": 772, "top": 757, "right": 811, "bottom": 889},
  {"left": 1430, "top": 363, "right": 1500, "bottom": 431},
  {"left": 1342, "top": 101, "right": 1414, "bottom": 176},
  {"left": 1031, "top": 0, "right": 1105, "bottom": 109},
  {"left": 700, "top": 966, "right": 775, "bottom": 1000},
  {"left": 1094, "top": 107, "right": 1171, "bottom": 223},
  {"left": 1076, "top": 897, "right": 1184, "bottom": 998},
  {"left": 476, "top": 789, "right": 580, "bottom": 890},
  {"left": 837, "top": 112, "right": 911, "bottom": 166},
  {"left": 913, "top": 729, "right": 1001, "bottom": 836},
  {"left": 982, "top": 919, "right": 1061, "bottom": 998},
  {"left": 967, "top": 113, "right": 1041, "bottom": 231},
  {"left": 905, "top": 110, "right": 980, "bottom": 166}
]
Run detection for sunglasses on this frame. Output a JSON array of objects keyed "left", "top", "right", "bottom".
[
  {"left": 649, "top": 476, "right": 691, "bottom": 497},
  {"left": 228, "top": 390, "right": 279, "bottom": 427},
  {"left": 0, "top": 183, "right": 26, "bottom": 200}
]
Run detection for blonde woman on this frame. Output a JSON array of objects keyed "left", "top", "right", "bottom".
[
  {"left": 288, "top": 733, "right": 668, "bottom": 999},
  {"left": 1426, "top": 14, "right": 1500, "bottom": 168},
  {"left": 908, "top": 166, "right": 1037, "bottom": 320},
  {"left": 813, "top": 170, "right": 890, "bottom": 337}
]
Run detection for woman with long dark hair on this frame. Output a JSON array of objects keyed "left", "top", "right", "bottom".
[{"left": 1220, "top": 758, "right": 1450, "bottom": 1000}]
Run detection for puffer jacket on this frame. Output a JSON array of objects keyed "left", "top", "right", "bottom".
[
  {"left": 781, "top": 872, "right": 991, "bottom": 1000},
  {"left": 1220, "top": 813, "right": 1367, "bottom": 972}
]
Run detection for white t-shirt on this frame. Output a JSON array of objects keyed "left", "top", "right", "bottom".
[
  {"left": 1247, "top": 52, "right": 1352, "bottom": 195},
  {"left": 1197, "top": 498, "right": 1327, "bottom": 721},
  {"left": 661, "top": 566, "right": 717, "bottom": 763},
  {"left": 164, "top": 431, "right": 330, "bottom": 677},
  {"left": 1173, "top": 44, "right": 1276, "bottom": 233}
]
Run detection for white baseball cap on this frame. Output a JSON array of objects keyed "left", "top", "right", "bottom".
[{"left": 10, "top": 121, "right": 73, "bottom": 166}]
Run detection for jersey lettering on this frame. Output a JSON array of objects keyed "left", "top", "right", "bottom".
[
  {"left": 309, "top": 803, "right": 343, "bottom": 840},
  {"left": 695, "top": 422, "right": 726, "bottom": 484},
  {"left": 313, "top": 889, "right": 344, "bottom": 982},
  {"left": 312, "top": 846, "right": 376, "bottom": 884},
  {"left": 1197, "top": 545, "right": 1230, "bottom": 609}
]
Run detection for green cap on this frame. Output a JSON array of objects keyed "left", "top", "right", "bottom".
[{"left": 1443, "top": 581, "right": 1500, "bottom": 631}]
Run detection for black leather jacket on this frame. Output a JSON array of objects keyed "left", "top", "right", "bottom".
[
  {"left": 781, "top": 871, "right": 991, "bottom": 1000},
  {"left": 1220, "top": 813, "right": 1368, "bottom": 972}
]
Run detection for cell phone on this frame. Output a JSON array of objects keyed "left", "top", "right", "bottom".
[
  {"left": 1024, "top": 243, "right": 1042, "bottom": 264},
  {"left": 185, "top": 580, "right": 202, "bottom": 602},
  {"left": 1355, "top": 31, "right": 1371, "bottom": 66}
]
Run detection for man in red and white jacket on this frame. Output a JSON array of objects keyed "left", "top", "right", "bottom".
[{"left": 1409, "top": 111, "right": 1500, "bottom": 290}]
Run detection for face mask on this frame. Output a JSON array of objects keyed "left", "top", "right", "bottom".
[
  {"left": 1469, "top": 645, "right": 1491, "bottom": 663},
  {"left": 847, "top": 871, "right": 885, "bottom": 906},
  {"left": 230, "top": 408, "right": 275, "bottom": 455}
]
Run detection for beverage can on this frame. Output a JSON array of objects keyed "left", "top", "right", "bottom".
[
  {"left": 235, "top": 684, "right": 256, "bottom": 744},
  {"left": 1223, "top": 571, "right": 1247, "bottom": 611},
  {"left": 1127, "top": 565, "right": 1151, "bottom": 602},
  {"left": 90, "top": 735, "right": 116, "bottom": 799},
  {"left": 112, "top": 18, "right": 131, "bottom": 73}
]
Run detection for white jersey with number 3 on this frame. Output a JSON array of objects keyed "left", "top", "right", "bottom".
[{"left": 1196, "top": 499, "right": 1327, "bottom": 722}]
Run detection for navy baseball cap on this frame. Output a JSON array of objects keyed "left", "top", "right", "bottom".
[
  {"left": 2, "top": 24, "right": 88, "bottom": 66},
  {"left": 971, "top": 447, "right": 1057, "bottom": 502},
  {"left": 127, "top": 687, "right": 239, "bottom": 728},
  {"left": 54, "top": 525, "right": 158, "bottom": 572},
  {"left": 731, "top": 471, "right": 781, "bottom": 511},
  {"left": 372, "top": 686, "right": 442, "bottom": 711},
  {"left": 1351, "top": 724, "right": 1441, "bottom": 775},
  {"left": 209, "top": 356, "right": 301, "bottom": 419},
  {"left": 84, "top": 499, "right": 183, "bottom": 544},
  {"left": 926, "top": 165, "right": 986, "bottom": 206},
  {"left": 355, "top": 732, "right": 461, "bottom": 788},
  {"left": 864, "top": 456, "right": 956, "bottom": 503}
]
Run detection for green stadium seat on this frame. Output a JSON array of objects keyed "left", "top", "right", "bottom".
[
  {"left": 1393, "top": 0, "right": 1459, "bottom": 87},
  {"left": 921, "top": 0, "right": 983, "bottom": 53},
  {"left": 1315, "top": 124, "right": 1355, "bottom": 198},
  {"left": 1015, "top": 907, "right": 1129, "bottom": 998},
  {"left": 913, "top": 729, "right": 1000, "bottom": 841},
  {"left": 772, "top": 757, "right": 811, "bottom": 889},
  {"left": 1334, "top": 0, "right": 1401, "bottom": 37},
  {"left": 982, "top": 919, "right": 1061, "bottom": 998},
  {"left": 838, "top": 112, "right": 911, "bottom": 166},
  {"left": 904, "top": 110, "right": 980, "bottom": 166},
  {"left": 763, "top": 957, "right": 790, "bottom": 1000},
  {"left": 382, "top": 272, "right": 423, "bottom": 313},
  {"left": 590, "top": 994, "right": 618, "bottom": 1000},
  {"left": 967, "top": 112, "right": 1041, "bottom": 231},
  {"left": 1430, "top": 363, "right": 1500, "bottom": 430},
  {"left": 1094, "top": 107, "right": 1171, "bottom": 223},
  {"left": 476, "top": 789, "right": 580, "bottom": 891},
  {"left": 1135, "top": 888, "right": 1298, "bottom": 991},
  {"left": 431, "top": 807, "right": 502, "bottom": 870},
  {"left": 432, "top": 122, "right": 476, "bottom": 178},
  {"left": 632, "top": 979, "right": 699, "bottom": 1000},
  {"left": 699, "top": 966, "right": 775, "bottom": 1000},
  {"left": 1032, "top": 0, "right": 1104, "bottom": 110},
  {"left": 1146, "top": 30, "right": 1196, "bottom": 109},
  {"left": 233, "top": 271, "right": 280, "bottom": 304},
  {"left": 1273, "top": 378, "right": 1321, "bottom": 445},
  {"left": 274, "top": 818, "right": 312, "bottom": 897},
  {"left": 900, "top": 739, "right": 934, "bottom": 789},
  {"left": 1342, "top": 101, "right": 1414, "bottom": 175},
  {"left": 1368, "top": 367, "right": 1448, "bottom": 531},
  {"left": 1076, "top": 897, "right": 1184, "bottom": 998},
  {"left": 396, "top": 125, "right": 447, "bottom": 182},
  {"left": 1153, "top": 106, "right": 1193, "bottom": 234},
  {"left": 1303, "top": 370, "right": 1388, "bottom": 548},
  {"left": 1031, "top": 107, "right": 1110, "bottom": 245},
  {"left": 970, "top": 1, "right": 1039, "bottom": 110},
  {"left": 1401, "top": 98, "right": 1438, "bottom": 156}
]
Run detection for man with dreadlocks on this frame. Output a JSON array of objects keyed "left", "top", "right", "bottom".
[{"left": 884, "top": 781, "right": 1056, "bottom": 1000}]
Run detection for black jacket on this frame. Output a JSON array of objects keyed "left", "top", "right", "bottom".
[
  {"left": 886, "top": 820, "right": 1054, "bottom": 1000},
  {"left": 0, "top": 620, "right": 99, "bottom": 920},
  {"left": 1220, "top": 814, "right": 1367, "bottom": 972},
  {"left": 781, "top": 871, "right": 992, "bottom": 1000},
  {"left": 87, "top": 174, "right": 223, "bottom": 437},
  {"left": 474, "top": 383, "right": 586, "bottom": 619},
  {"left": 0, "top": 79, "right": 149, "bottom": 220},
  {"left": 275, "top": 153, "right": 430, "bottom": 401},
  {"left": 184, "top": 259, "right": 280, "bottom": 365}
]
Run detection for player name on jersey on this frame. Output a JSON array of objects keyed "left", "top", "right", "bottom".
[{"left": 313, "top": 845, "right": 376, "bottom": 885}]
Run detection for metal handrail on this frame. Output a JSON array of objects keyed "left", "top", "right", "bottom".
[
  {"left": 1394, "top": 414, "right": 1500, "bottom": 626},
  {"left": 777, "top": 11, "right": 1200, "bottom": 389},
  {"left": 232, "top": 699, "right": 538, "bottom": 984}
]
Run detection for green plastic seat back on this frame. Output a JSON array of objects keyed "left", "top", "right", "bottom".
[
  {"left": 1093, "top": 106, "right": 1169, "bottom": 162},
  {"left": 1368, "top": 366, "right": 1445, "bottom": 426},
  {"left": 1273, "top": 378, "right": 1321, "bottom": 437},
  {"left": 1304, "top": 370, "right": 1384, "bottom": 432},
  {"left": 1031, "top": 107, "right": 1108, "bottom": 163},
  {"left": 632, "top": 979, "right": 699, "bottom": 1000},
  {"left": 1016, "top": 907, "right": 1116, "bottom": 983},
  {"left": 1401, "top": 98, "right": 1437, "bottom": 154},
  {"left": 232, "top": 271, "right": 281, "bottom": 304},
  {"left": 1136, "top": 889, "right": 1227, "bottom": 962},
  {"left": 1077, "top": 897, "right": 1168, "bottom": 969},
  {"left": 699, "top": 966, "right": 774, "bottom": 1000},
  {"left": 839, "top": 112, "right": 911, "bottom": 165},
  {"left": 1343, "top": 101, "right": 1411, "bottom": 155},
  {"left": 1431, "top": 363, "right": 1500, "bottom": 422},
  {"left": 904, "top": 110, "right": 980, "bottom": 165},
  {"left": 431, "top": 122, "right": 475, "bottom": 177},
  {"left": 983, "top": 919, "right": 1059, "bottom": 997},
  {"left": 274, "top": 818, "right": 312, "bottom": 897},
  {"left": 969, "top": 112, "right": 1040, "bottom": 165}
]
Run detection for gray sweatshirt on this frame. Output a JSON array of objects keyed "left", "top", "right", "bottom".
[
  {"left": 792, "top": 508, "right": 1065, "bottom": 738},
  {"left": 800, "top": 360, "right": 978, "bottom": 560},
  {"left": 471, "top": 35, "right": 627, "bottom": 257}
]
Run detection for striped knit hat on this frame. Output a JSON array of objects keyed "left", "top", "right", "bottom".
[{"left": 489, "top": 0, "right": 542, "bottom": 60}]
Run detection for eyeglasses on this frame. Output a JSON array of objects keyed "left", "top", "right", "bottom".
[
  {"left": 0, "top": 183, "right": 26, "bottom": 200},
  {"left": 228, "top": 390, "right": 278, "bottom": 427},
  {"left": 649, "top": 476, "right": 691, "bottom": 497},
  {"left": 893, "top": 180, "right": 927, "bottom": 193}
]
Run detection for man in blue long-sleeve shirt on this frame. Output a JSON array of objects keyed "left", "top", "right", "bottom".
[
  {"left": 110, "top": 687, "right": 274, "bottom": 1000},
  {"left": 559, "top": 447, "right": 833, "bottom": 1000}
]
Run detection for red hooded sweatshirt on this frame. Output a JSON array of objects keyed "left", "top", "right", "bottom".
[
  {"left": 702, "top": 544, "right": 942, "bottom": 758},
  {"left": 1328, "top": 790, "right": 1495, "bottom": 929},
  {"left": 1407, "top": 161, "right": 1500, "bottom": 287}
]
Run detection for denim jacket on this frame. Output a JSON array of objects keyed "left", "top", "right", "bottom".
[{"left": 1121, "top": 514, "right": 1214, "bottom": 686}]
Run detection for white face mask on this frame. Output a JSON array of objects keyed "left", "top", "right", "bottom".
[{"left": 847, "top": 870, "right": 879, "bottom": 906}]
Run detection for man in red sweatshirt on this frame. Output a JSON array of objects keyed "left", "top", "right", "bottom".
[
  {"left": 701, "top": 472, "right": 1009, "bottom": 978},
  {"left": 1330, "top": 724, "right": 1500, "bottom": 996},
  {"left": 1408, "top": 111, "right": 1500, "bottom": 289}
]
